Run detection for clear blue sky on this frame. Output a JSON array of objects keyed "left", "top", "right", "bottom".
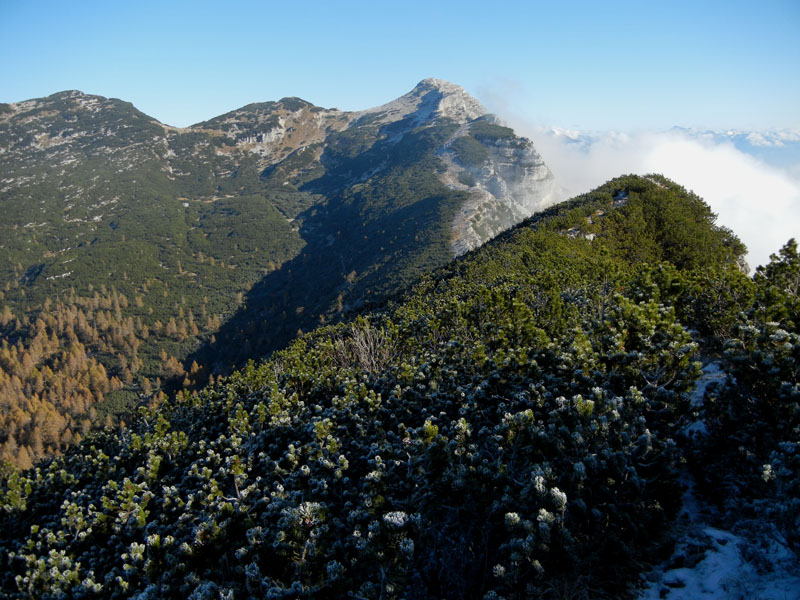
[{"left": 1, "top": 0, "right": 798, "bottom": 130}]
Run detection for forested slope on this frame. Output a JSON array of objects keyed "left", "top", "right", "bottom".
[
  {"left": 0, "top": 81, "right": 554, "bottom": 469},
  {"left": 2, "top": 175, "right": 797, "bottom": 599}
]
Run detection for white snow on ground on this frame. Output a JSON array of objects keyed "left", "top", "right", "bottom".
[
  {"left": 638, "top": 522, "right": 800, "bottom": 600},
  {"left": 636, "top": 362, "right": 800, "bottom": 600},
  {"left": 683, "top": 361, "right": 727, "bottom": 437},
  {"left": 688, "top": 361, "right": 726, "bottom": 408}
]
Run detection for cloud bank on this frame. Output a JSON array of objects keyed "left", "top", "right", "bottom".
[{"left": 526, "top": 126, "right": 800, "bottom": 271}]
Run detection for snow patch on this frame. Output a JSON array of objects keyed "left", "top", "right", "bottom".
[
  {"left": 690, "top": 361, "right": 726, "bottom": 408},
  {"left": 638, "top": 525, "right": 800, "bottom": 600},
  {"left": 637, "top": 360, "right": 800, "bottom": 600}
]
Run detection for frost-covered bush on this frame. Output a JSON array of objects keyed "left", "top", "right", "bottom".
[
  {"left": 0, "top": 289, "right": 698, "bottom": 599},
  {"left": 2, "top": 179, "right": 748, "bottom": 598},
  {"left": 699, "top": 239, "right": 800, "bottom": 551}
]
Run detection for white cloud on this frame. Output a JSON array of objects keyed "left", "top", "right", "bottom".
[
  {"left": 745, "top": 132, "right": 780, "bottom": 147},
  {"left": 525, "top": 126, "right": 800, "bottom": 271}
]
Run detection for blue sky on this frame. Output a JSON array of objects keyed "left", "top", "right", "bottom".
[{"left": 1, "top": 0, "right": 798, "bottom": 130}]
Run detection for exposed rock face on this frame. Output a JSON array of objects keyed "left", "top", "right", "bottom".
[
  {"left": 359, "top": 78, "right": 486, "bottom": 128},
  {"left": 441, "top": 121, "right": 556, "bottom": 255},
  {"left": 453, "top": 139, "right": 557, "bottom": 255},
  {"left": 349, "top": 79, "right": 557, "bottom": 254}
]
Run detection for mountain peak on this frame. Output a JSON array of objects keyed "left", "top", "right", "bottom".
[
  {"left": 49, "top": 89, "right": 92, "bottom": 100},
  {"left": 406, "top": 78, "right": 486, "bottom": 123},
  {"left": 359, "top": 78, "right": 486, "bottom": 127},
  {"left": 412, "top": 77, "right": 467, "bottom": 95}
]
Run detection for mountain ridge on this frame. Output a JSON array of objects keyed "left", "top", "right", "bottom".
[
  {"left": 4, "top": 174, "right": 792, "bottom": 600},
  {"left": 0, "top": 77, "right": 557, "bottom": 265},
  {"left": 0, "top": 79, "right": 556, "bottom": 467},
  {"left": 1, "top": 79, "right": 556, "bottom": 256}
]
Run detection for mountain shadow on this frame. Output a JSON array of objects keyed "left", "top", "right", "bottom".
[{"left": 187, "top": 121, "right": 469, "bottom": 374}]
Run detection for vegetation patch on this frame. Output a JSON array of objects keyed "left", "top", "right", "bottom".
[
  {"left": 4, "top": 175, "right": 791, "bottom": 599},
  {"left": 450, "top": 135, "right": 489, "bottom": 166}
]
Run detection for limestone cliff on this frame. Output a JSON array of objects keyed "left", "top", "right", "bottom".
[
  {"left": 347, "top": 79, "right": 557, "bottom": 254},
  {"left": 438, "top": 116, "right": 556, "bottom": 255}
]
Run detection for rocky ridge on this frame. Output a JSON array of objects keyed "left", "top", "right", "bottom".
[
  {"left": 0, "top": 80, "right": 556, "bottom": 256},
  {"left": 362, "top": 79, "right": 556, "bottom": 254}
]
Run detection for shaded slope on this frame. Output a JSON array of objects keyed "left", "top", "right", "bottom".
[{"left": 190, "top": 120, "right": 470, "bottom": 369}]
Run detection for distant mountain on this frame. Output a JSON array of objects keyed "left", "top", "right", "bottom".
[
  {"left": 544, "top": 124, "right": 800, "bottom": 174},
  {"left": 0, "top": 80, "right": 556, "bottom": 467},
  {"left": 675, "top": 126, "right": 800, "bottom": 174}
]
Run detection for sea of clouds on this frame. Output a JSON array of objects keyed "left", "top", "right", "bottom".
[{"left": 526, "top": 125, "right": 800, "bottom": 271}]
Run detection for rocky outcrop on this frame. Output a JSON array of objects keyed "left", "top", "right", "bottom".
[
  {"left": 195, "top": 100, "right": 352, "bottom": 169},
  {"left": 358, "top": 78, "right": 486, "bottom": 128},
  {"left": 450, "top": 142, "right": 555, "bottom": 255},
  {"left": 349, "top": 79, "right": 557, "bottom": 254},
  {"left": 434, "top": 116, "right": 556, "bottom": 255}
]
